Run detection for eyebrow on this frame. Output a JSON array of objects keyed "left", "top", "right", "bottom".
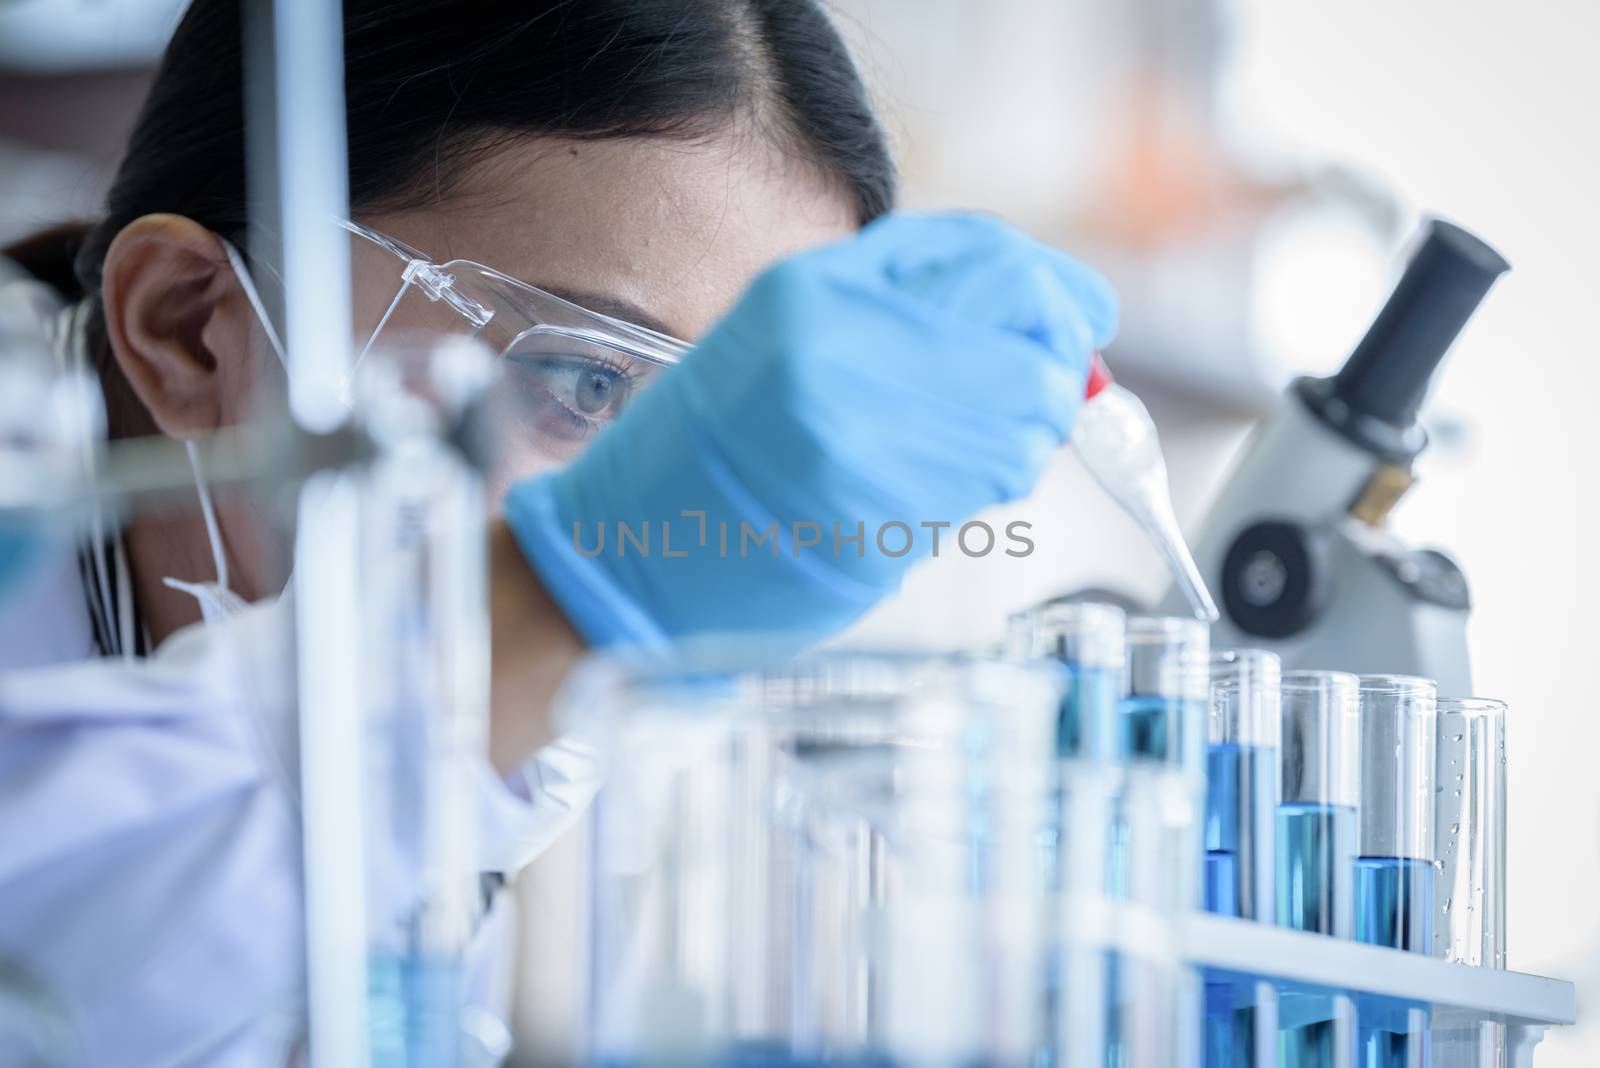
[{"left": 535, "top": 285, "right": 682, "bottom": 342}]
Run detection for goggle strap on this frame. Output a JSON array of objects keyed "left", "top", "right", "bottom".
[{"left": 349, "top": 282, "right": 412, "bottom": 390}]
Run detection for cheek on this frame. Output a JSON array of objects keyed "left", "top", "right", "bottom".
[{"left": 484, "top": 449, "right": 564, "bottom": 515}]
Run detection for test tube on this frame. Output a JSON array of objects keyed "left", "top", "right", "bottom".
[
  {"left": 1355, "top": 675, "right": 1439, "bottom": 1065},
  {"left": 1119, "top": 616, "right": 1208, "bottom": 926},
  {"left": 1121, "top": 617, "right": 1210, "bottom": 773},
  {"left": 1205, "top": 650, "right": 1281, "bottom": 920},
  {"left": 1276, "top": 670, "right": 1360, "bottom": 1068},
  {"left": 579, "top": 652, "right": 1065, "bottom": 1068},
  {"left": 1204, "top": 651, "right": 1280, "bottom": 1068},
  {"left": 356, "top": 340, "right": 496, "bottom": 1067},
  {"left": 1084, "top": 763, "right": 1195, "bottom": 1068},
  {"left": 1431, "top": 697, "right": 1508, "bottom": 1067},
  {"left": 1008, "top": 602, "right": 1127, "bottom": 762}
]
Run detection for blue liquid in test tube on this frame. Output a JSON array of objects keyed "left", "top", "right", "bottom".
[
  {"left": 1119, "top": 617, "right": 1208, "bottom": 778},
  {"left": 1121, "top": 694, "right": 1191, "bottom": 763},
  {"left": 1205, "top": 742, "right": 1277, "bottom": 919},
  {"left": 1354, "top": 677, "right": 1439, "bottom": 1068},
  {"left": 1061, "top": 664, "right": 1123, "bottom": 763},
  {"left": 1202, "top": 651, "right": 1280, "bottom": 1068},
  {"left": 1118, "top": 618, "right": 1208, "bottom": 1066},
  {"left": 1277, "top": 803, "right": 1358, "bottom": 1068},
  {"left": 368, "top": 951, "right": 464, "bottom": 1068},
  {"left": 1276, "top": 671, "right": 1362, "bottom": 1068},
  {"left": 1009, "top": 604, "right": 1129, "bottom": 1067},
  {"left": 1008, "top": 603, "right": 1127, "bottom": 766}
]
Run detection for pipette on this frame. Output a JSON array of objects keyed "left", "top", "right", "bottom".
[{"left": 1075, "top": 356, "right": 1220, "bottom": 623}]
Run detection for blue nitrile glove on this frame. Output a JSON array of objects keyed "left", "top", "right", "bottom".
[{"left": 502, "top": 212, "right": 1118, "bottom": 649}]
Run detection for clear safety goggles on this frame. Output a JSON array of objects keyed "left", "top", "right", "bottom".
[{"left": 342, "top": 220, "right": 690, "bottom": 474}]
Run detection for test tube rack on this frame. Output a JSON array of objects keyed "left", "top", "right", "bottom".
[{"left": 1179, "top": 910, "right": 1575, "bottom": 1066}]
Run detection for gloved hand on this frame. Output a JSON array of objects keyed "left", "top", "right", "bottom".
[{"left": 502, "top": 212, "right": 1118, "bottom": 648}]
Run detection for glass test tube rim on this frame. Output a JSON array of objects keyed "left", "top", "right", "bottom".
[
  {"left": 1125, "top": 615, "right": 1210, "bottom": 690},
  {"left": 1436, "top": 696, "right": 1508, "bottom": 715},
  {"left": 1209, "top": 647, "right": 1282, "bottom": 748},
  {"left": 1278, "top": 669, "right": 1361, "bottom": 808},
  {"left": 568, "top": 647, "right": 1070, "bottom": 758},
  {"left": 1357, "top": 673, "right": 1438, "bottom": 697},
  {"left": 1008, "top": 601, "right": 1127, "bottom": 669},
  {"left": 1127, "top": 614, "right": 1209, "bottom": 643},
  {"left": 1281, "top": 668, "right": 1361, "bottom": 693}
]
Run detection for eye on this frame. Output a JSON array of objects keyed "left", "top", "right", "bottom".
[
  {"left": 573, "top": 365, "right": 620, "bottom": 414},
  {"left": 505, "top": 353, "right": 636, "bottom": 424}
]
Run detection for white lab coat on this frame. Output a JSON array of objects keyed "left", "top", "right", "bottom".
[{"left": 0, "top": 538, "right": 602, "bottom": 1066}]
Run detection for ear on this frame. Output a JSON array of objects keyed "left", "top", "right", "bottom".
[{"left": 100, "top": 214, "right": 257, "bottom": 438}]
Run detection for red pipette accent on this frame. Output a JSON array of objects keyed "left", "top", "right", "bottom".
[{"left": 1085, "top": 353, "right": 1112, "bottom": 399}]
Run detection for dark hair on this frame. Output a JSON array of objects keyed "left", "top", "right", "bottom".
[{"left": 7, "top": 0, "right": 894, "bottom": 434}]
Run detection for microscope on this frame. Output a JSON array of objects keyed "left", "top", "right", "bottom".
[{"left": 1159, "top": 220, "right": 1508, "bottom": 694}]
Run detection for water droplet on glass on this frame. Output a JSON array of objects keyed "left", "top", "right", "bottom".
[
  {"left": 1453, "top": 732, "right": 1463, "bottom": 742},
  {"left": 1443, "top": 898, "right": 1452, "bottom": 913},
  {"left": 1450, "top": 822, "right": 1459, "bottom": 835}
]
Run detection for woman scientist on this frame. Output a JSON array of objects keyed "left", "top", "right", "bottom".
[{"left": 0, "top": 0, "right": 1115, "bottom": 1062}]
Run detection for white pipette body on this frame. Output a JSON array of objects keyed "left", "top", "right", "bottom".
[{"left": 1073, "top": 379, "right": 1220, "bottom": 623}]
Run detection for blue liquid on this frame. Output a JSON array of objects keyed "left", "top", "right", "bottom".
[
  {"left": 1356, "top": 857, "right": 1434, "bottom": 953},
  {"left": 1276, "top": 803, "right": 1355, "bottom": 937},
  {"left": 1059, "top": 664, "right": 1122, "bottom": 762},
  {"left": 1276, "top": 803, "right": 1356, "bottom": 1068},
  {"left": 1119, "top": 695, "right": 1203, "bottom": 770},
  {"left": 1205, "top": 852, "right": 1239, "bottom": 918},
  {"left": 1205, "top": 744, "right": 1277, "bottom": 921},
  {"left": 1203, "top": 745, "right": 1279, "bottom": 1065},
  {"left": 1206, "top": 974, "right": 1277, "bottom": 1068},
  {"left": 369, "top": 952, "right": 463, "bottom": 1067},
  {"left": 1356, "top": 858, "right": 1435, "bottom": 1067},
  {"left": 1278, "top": 988, "right": 1355, "bottom": 1068}
]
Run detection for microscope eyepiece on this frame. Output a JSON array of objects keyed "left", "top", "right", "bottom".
[{"left": 1299, "top": 219, "right": 1508, "bottom": 463}]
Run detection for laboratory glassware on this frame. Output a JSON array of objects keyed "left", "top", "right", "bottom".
[
  {"left": 577, "top": 651, "right": 1065, "bottom": 1068},
  {"left": 353, "top": 338, "right": 500, "bottom": 1068},
  {"left": 1204, "top": 650, "right": 1281, "bottom": 1068},
  {"left": 1073, "top": 372, "right": 1220, "bottom": 624},
  {"left": 1206, "top": 649, "right": 1281, "bottom": 920},
  {"left": 1121, "top": 616, "right": 1210, "bottom": 775},
  {"left": 1432, "top": 697, "right": 1509, "bottom": 1068},
  {"left": 1120, "top": 615, "right": 1209, "bottom": 924},
  {"left": 1355, "top": 675, "right": 1439, "bottom": 1067},
  {"left": 1007, "top": 601, "right": 1127, "bottom": 762},
  {"left": 1277, "top": 670, "right": 1360, "bottom": 1068},
  {"left": 1091, "top": 761, "right": 1199, "bottom": 1068}
]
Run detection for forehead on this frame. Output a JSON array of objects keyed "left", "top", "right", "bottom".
[{"left": 364, "top": 132, "right": 858, "bottom": 340}]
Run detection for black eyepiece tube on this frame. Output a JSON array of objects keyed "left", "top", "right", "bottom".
[{"left": 1331, "top": 219, "right": 1509, "bottom": 428}]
